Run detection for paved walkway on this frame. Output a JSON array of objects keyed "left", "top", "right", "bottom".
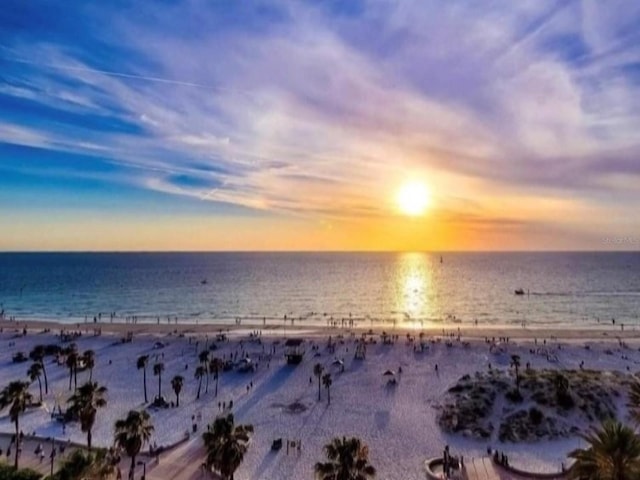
[
  {"left": 146, "top": 436, "right": 209, "bottom": 480},
  {"left": 465, "top": 457, "right": 501, "bottom": 480}
]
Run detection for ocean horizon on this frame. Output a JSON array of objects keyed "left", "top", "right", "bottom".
[{"left": 1, "top": 251, "right": 639, "bottom": 329}]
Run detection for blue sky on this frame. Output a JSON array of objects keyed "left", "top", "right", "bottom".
[{"left": 1, "top": 1, "right": 640, "bottom": 250}]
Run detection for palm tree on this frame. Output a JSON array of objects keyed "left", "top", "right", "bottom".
[
  {"left": 569, "top": 420, "right": 640, "bottom": 480},
  {"left": 66, "top": 349, "right": 79, "bottom": 391},
  {"left": 83, "top": 349, "right": 95, "bottom": 382},
  {"left": 68, "top": 381, "right": 108, "bottom": 451},
  {"left": 153, "top": 362, "right": 165, "bottom": 400},
  {"left": 202, "top": 413, "right": 253, "bottom": 480},
  {"left": 323, "top": 373, "right": 333, "bottom": 405},
  {"left": 314, "top": 363, "right": 324, "bottom": 401},
  {"left": 195, "top": 365, "right": 206, "bottom": 400},
  {"left": 29, "top": 345, "right": 48, "bottom": 394},
  {"left": 510, "top": 354, "right": 521, "bottom": 392},
  {"left": 553, "top": 372, "right": 574, "bottom": 408},
  {"left": 27, "top": 362, "right": 44, "bottom": 402},
  {"left": 0, "top": 381, "right": 33, "bottom": 468},
  {"left": 210, "top": 358, "right": 222, "bottom": 397},
  {"left": 171, "top": 375, "right": 184, "bottom": 407},
  {"left": 628, "top": 379, "right": 640, "bottom": 426},
  {"left": 136, "top": 355, "right": 149, "bottom": 403},
  {"left": 199, "top": 350, "right": 210, "bottom": 394},
  {"left": 114, "top": 410, "right": 154, "bottom": 480},
  {"left": 315, "top": 436, "right": 376, "bottom": 480}
]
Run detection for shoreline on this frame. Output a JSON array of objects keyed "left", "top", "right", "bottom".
[{"left": 2, "top": 318, "right": 637, "bottom": 342}]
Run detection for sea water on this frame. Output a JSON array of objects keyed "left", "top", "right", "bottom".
[{"left": 0, "top": 252, "right": 639, "bottom": 329}]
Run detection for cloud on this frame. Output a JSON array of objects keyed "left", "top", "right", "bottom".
[{"left": 1, "top": 0, "right": 640, "bottom": 237}]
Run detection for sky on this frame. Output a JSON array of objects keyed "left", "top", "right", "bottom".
[{"left": 1, "top": 0, "right": 640, "bottom": 251}]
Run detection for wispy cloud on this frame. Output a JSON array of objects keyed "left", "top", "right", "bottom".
[{"left": 1, "top": 0, "right": 640, "bottom": 242}]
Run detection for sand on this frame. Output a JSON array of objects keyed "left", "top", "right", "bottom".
[{"left": 0, "top": 318, "right": 638, "bottom": 480}]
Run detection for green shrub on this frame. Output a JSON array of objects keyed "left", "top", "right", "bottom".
[
  {"left": 0, "top": 464, "right": 42, "bottom": 480},
  {"left": 528, "top": 407, "right": 544, "bottom": 425},
  {"left": 505, "top": 389, "right": 523, "bottom": 403}
]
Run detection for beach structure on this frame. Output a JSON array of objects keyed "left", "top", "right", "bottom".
[
  {"left": 465, "top": 457, "right": 499, "bottom": 480},
  {"left": 236, "top": 357, "right": 254, "bottom": 373},
  {"left": 284, "top": 338, "right": 305, "bottom": 364},
  {"left": 354, "top": 340, "right": 366, "bottom": 359}
]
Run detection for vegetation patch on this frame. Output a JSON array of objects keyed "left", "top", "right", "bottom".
[{"left": 436, "top": 369, "right": 633, "bottom": 442}]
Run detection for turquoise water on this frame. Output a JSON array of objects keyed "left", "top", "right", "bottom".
[{"left": 0, "top": 252, "right": 639, "bottom": 328}]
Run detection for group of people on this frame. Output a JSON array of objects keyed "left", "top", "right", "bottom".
[
  {"left": 491, "top": 449, "right": 510, "bottom": 468},
  {"left": 442, "top": 445, "right": 462, "bottom": 478}
]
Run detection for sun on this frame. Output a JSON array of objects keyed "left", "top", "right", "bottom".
[{"left": 396, "top": 180, "right": 431, "bottom": 216}]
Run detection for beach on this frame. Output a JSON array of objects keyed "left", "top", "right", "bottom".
[{"left": 0, "top": 318, "right": 638, "bottom": 479}]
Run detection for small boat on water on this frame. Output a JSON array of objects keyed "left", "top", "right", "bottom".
[
  {"left": 201, "top": 279, "right": 208, "bottom": 285},
  {"left": 514, "top": 288, "right": 525, "bottom": 295}
]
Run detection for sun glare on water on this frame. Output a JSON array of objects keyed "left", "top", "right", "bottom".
[{"left": 396, "top": 180, "right": 431, "bottom": 216}]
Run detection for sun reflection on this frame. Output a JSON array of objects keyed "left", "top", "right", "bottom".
[{"left": 394, "top": 252, "right": 438, "bottom": 327}]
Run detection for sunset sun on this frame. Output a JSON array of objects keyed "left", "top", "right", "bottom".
[{"left": 396, "top": 180, "right": 431, "bottom": 216}]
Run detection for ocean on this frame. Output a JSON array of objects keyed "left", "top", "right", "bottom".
[{"left": 0, "top": 252, "right": 639, "bottom": 329}]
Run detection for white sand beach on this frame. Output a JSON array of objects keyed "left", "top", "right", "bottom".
[{"left": 0, "top": 319, "right": 638, "bottom": 479}]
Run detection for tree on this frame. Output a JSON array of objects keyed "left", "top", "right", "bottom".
[
  {"left": 314, "top": 363, "right": 324, "bottom": 401},
  {"left": 210, "top": 358, "right": 222, "bottom": 398},
  {"left": 199, "top": 350, "right": 210, "bottom": 394},
  {"left": 553, "top": 372, "right": 574, "bottom": 409},
  {"left": 569, "top": 420, "right": 640, "bottom": 480},
  {"left": 314, "top": 436, "right": 376, "bottom": 480},
  {"left": 171, "top": 375, "right": 184, "bottom": 407},
  {"left": 65, "top": 349, "right": 78, "bottom": 391},
  {"left": 195, "top": 365, "right": 206, "bottom": 400},
  {"left": 114, "top": 410, "right": 154, "bottom": 480},
  {"left": 27, "top": 362, "right": 43, "bottom": 402},
  {"left": 67, "top": 381, "right": 107, "bottom": 451},
  {"left": 153, "top": 362, "right": 165, "bottom": 400},
  {"left": 323, "top": 373, "right": 333, "bottom": 405},
  {"left": 136, "top": 355, "right": 149, "bottom": 403},
  {"left": 510, "top": 355, "right": 521, "bottom": 392},
  {"left": 82, "top": 350, "right": 95, "bottom": 382},
  {"left": 0, "top": 381, "right": 33, "bottom": 468},
  {"left": 29, "top": 345, "right": 48, "bottom": 394},
  {"left": 202, "top": 413, "right": 253, "bottom": 480},
  {"left": 628, "top": 380, "right": 640, "bottom": 426}
]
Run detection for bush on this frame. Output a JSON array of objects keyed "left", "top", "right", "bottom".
[
  {"left": 0, "top": 464, "right": 42, "bottom": 480},
  {"left": 12, "top": 352, "right": 28, "bottom": 363},
  {"left": 557, "top": 392, "right": 575, "bottom": 409},
  {"left": 152, "top": 396, "right": 170, "bottom": 408},
  {"left": 50, "top": 449, "right": 117, "bottom": 480},
  {"left": 528, "top": 407, "right": 544, "bottom": 425},
  {"left": 505, "top": 389, "right": 523, "bottom": 403}
]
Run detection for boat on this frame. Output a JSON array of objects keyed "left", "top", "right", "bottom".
[
  {"left": 201, "top": 279, "right": 208, "bottom": 285},
  {"left": 514, "top": 288, "right": 525, "bottom": 295}
]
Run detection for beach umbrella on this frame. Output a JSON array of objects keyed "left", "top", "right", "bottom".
[
  {"left": 332, "top": 359, "right": 344, "bottom": 366},
  {"left": 383, "top": 370, "right": 395, "bottom": 376}
]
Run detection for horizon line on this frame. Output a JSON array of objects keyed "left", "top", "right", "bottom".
[{"left": 0, "top": 249, "right": 638, "bottom": 254}]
